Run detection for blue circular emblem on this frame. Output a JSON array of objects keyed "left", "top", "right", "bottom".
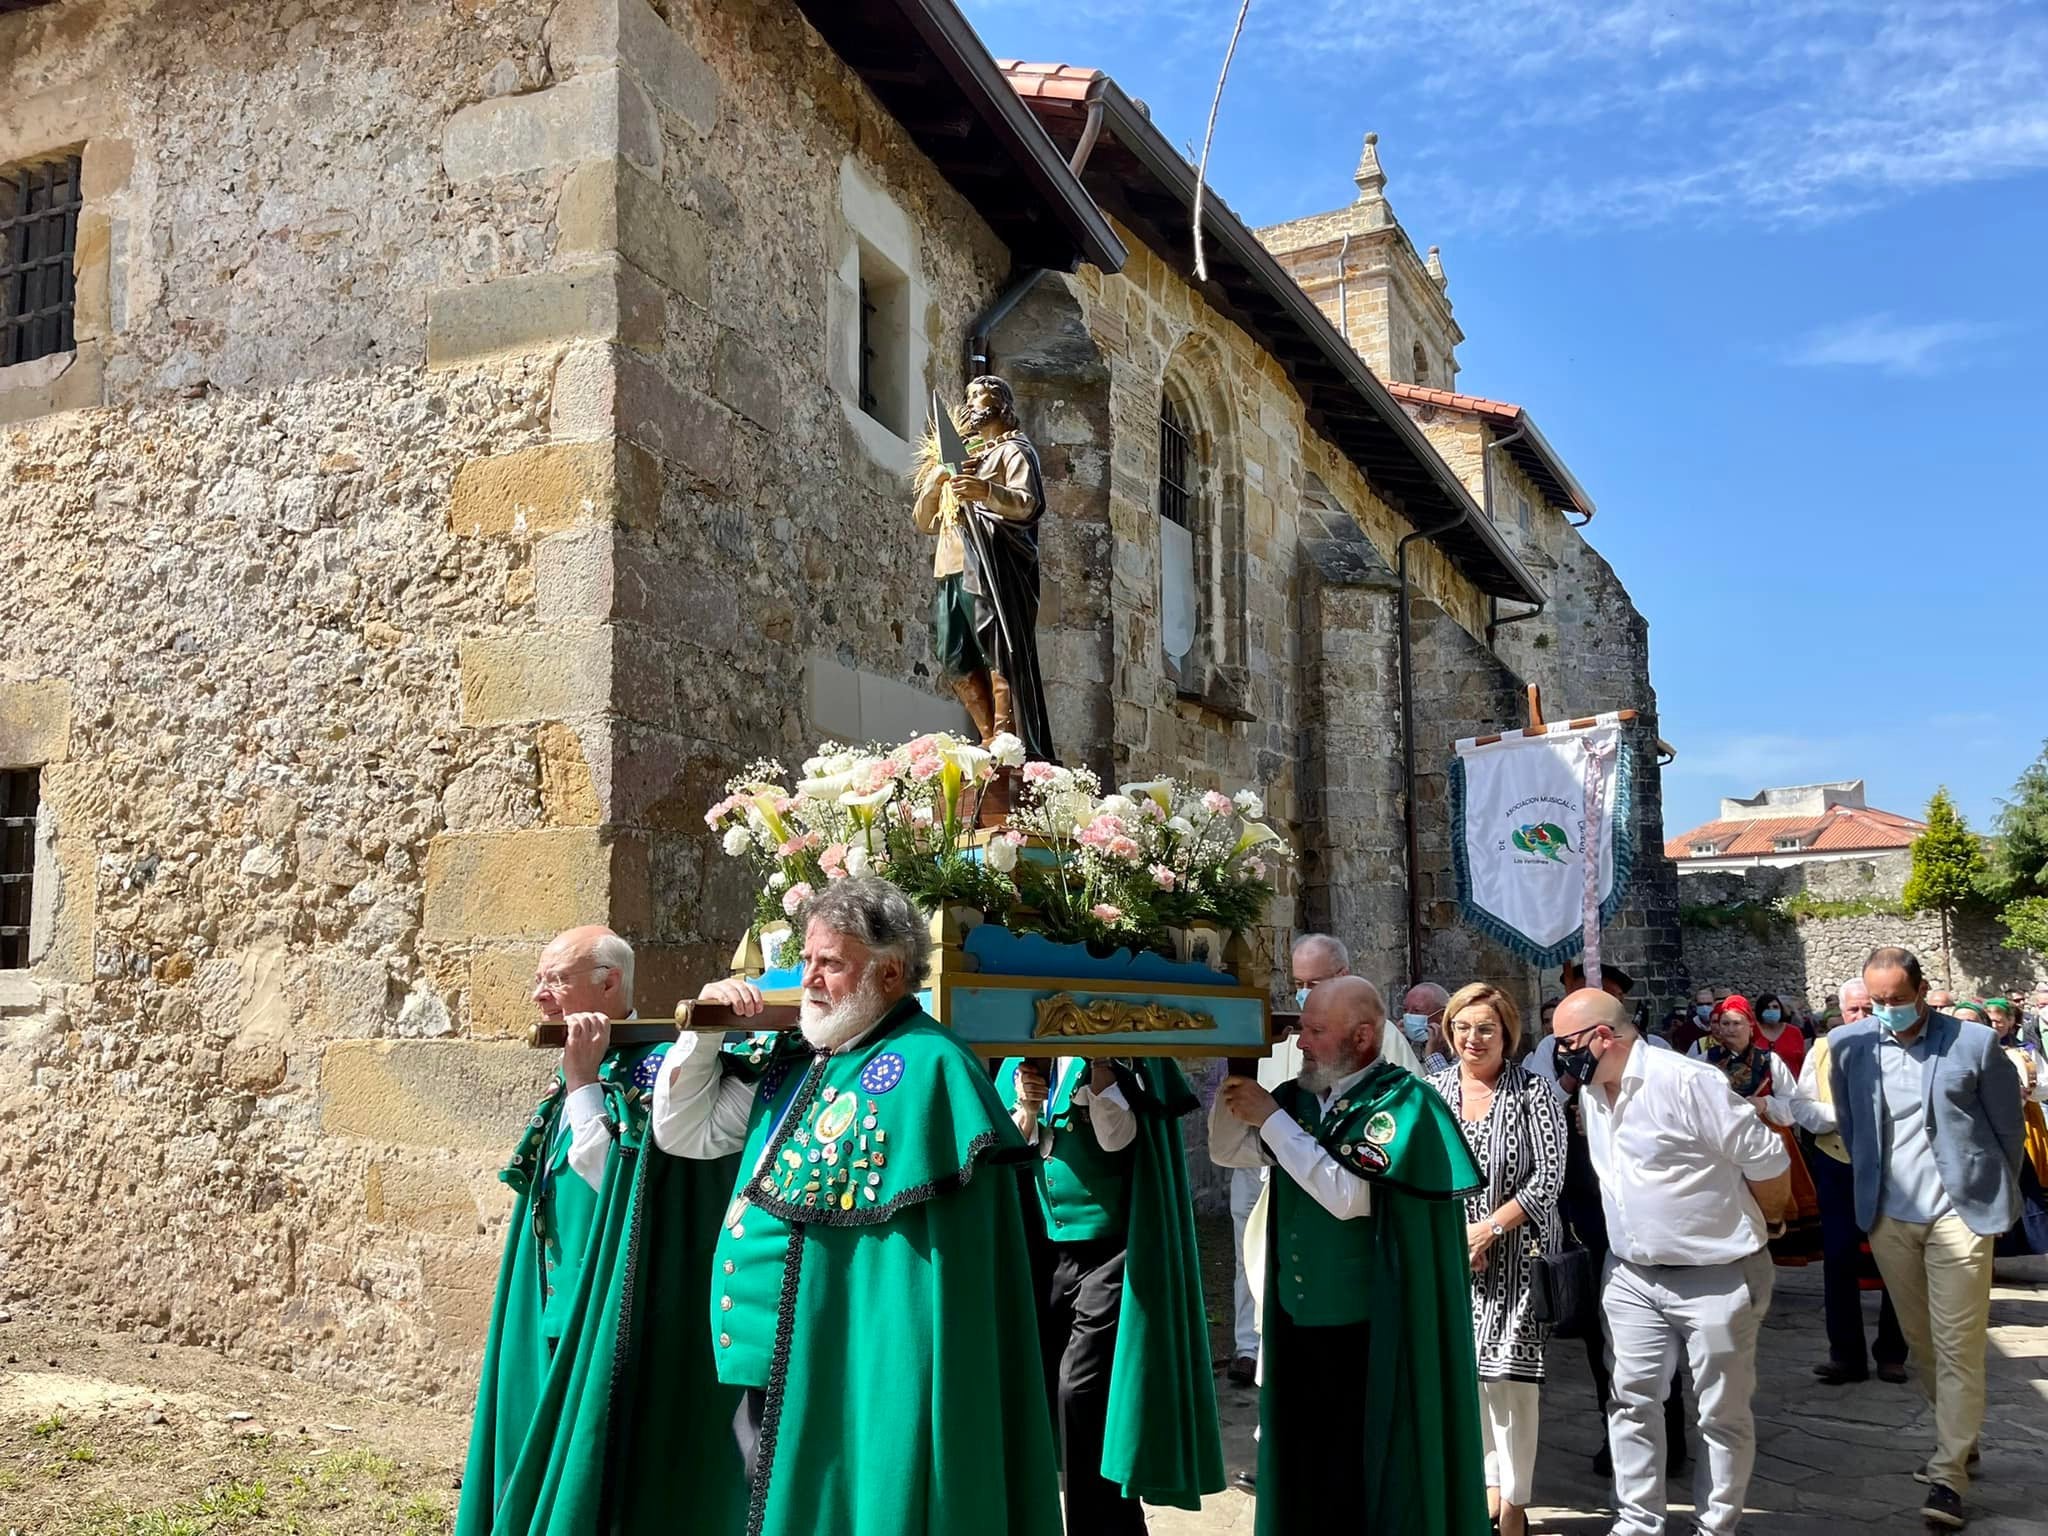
[
  {"left": 859, "top": 1052, "right": 906, "bottom": 1095},
  {"left": 631, "top": 1051, "right": 664, "bottom": 1094}
]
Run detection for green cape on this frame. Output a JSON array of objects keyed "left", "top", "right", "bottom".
[
  {"left": 728, "top": 1002, "right": 1064, "bottom": 1536},
  {"left": 1256, "top": 1059, "right": 1491, "bottom": 1536},
  {"left": 456, "top": 1043, "right": 745, "bottom": 1536},
  {"left": 996, "top": 1057, "right": 1225, "bottom": 1510}
]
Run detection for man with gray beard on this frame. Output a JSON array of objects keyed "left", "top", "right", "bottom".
[{"left": 652, "top": 878, "right": 1061, "bottom": 1536}]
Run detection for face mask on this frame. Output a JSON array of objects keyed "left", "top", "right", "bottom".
[
  {"left": 1555, "top": 1038, "right": 1599, "bottom": 1086},
  {"left": 1872, "top": 1001, "right": 1920, "bottom": 1034},
  {"left": 1760, "top": 1008, "right": 1781, "bottom": 1024},
  {"left": 1295, "top": 987, "right": 1310, "bottom": 1011},
  {"left": 1401, "top": 1012, "right": 1432, "bottom": 1045},
  {"left": 1694, "top": 1004, "right": 1712, "bottom": 1021}
]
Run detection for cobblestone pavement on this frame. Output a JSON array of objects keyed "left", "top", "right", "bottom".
[{"left": 1153, "top": 1259, "right": 2048, "bottom": 1535}]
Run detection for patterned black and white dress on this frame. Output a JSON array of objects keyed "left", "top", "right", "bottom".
[{"left": 1427, "top": 1062, "right": 1570, "bottom": 1382}]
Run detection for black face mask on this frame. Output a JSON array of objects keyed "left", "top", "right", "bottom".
[{"left": 1554, "top": 1027, "right": 1603, "bottom": 1088}]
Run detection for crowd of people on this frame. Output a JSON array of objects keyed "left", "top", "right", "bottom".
[
  {"left": 1215, "top": 938, "right": 2043, "bottom": 1533},
  {"left": 457, "top": 894, "right": 2041, "bottom": 1535}
]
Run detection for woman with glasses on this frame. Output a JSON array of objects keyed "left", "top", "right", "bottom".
[{"left": 1427, "top": 984, "right": 1568, "bottom": 1536}]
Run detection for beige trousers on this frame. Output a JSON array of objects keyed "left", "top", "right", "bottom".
[
  {"left": 1478, "top": 1377, "right": 1541, "bottom": 1505},
  {"left": 1868, "top": 1213, "right": 1993, "bottom": 1494}
]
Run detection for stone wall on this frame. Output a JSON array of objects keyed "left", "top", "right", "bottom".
[
  {"left": 1677, "top": 856, "right": 2047, "bottom": 1003},
  {"left": 0, "top": 0, "right": 1013, "bottom": 1398}
]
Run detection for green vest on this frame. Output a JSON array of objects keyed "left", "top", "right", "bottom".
[
  {"left": 708, "top": 1056, "right": 806, "bottom": 1389},
  {"left": 998, "top": 1058, "right": 1134, "bottom": 1242},
  {"left": 1269, "top": 1086, "right": 1374, "bottom": 1326}
]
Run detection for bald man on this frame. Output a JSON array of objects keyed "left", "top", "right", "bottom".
[
  {"left": 1211, "top": 977, "right": 1490, "bottom": 1535},
  {"left": 1553, "top": 989, "right": 1790, "bottom": 1536},
  {"left": 457, "top": 927, "right": 744, "bottom": 1536}
]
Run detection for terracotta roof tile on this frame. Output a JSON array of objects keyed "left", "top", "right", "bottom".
[
  {"left": 1386, "top": 380, "right": 1526, "bottom": 421},
  {"left": 995, "top": 60, "right": 1103, "bottom": 103},
  {"left": 1664, "top": 805, "right": 1924, "bottom": 861}
]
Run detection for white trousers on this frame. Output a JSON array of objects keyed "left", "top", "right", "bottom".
[
  {"left": 1479, "top": 1377, "right": 1541, "bottom": 1505},
  {"left": 1602, "top": 1249, "right": 1774, "bottom": 1536},
  {"left": 1229, "top": 1166, "right": 1265, "bottom": 1356}
]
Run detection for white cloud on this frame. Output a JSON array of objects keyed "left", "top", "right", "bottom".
[
  {"left": 1783, "top": 313, "right": 2001, "bottom": 375},
  {"left": 972, "top": 0, "right": 2048, "bottom": 233}
]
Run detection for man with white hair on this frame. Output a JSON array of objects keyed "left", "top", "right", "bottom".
[
  {"left": 656, "top": 877, "right": 1061, "bottom": 1536},
  {"left": 457, "top": 926, "right": 745, "bottom": 1536},
  {"left": 1210, "top": 976, "right": 1491, "bottom": 1534},
  {"left": 1400, "top": 981, "right": 1453, "bottom": 1071}
]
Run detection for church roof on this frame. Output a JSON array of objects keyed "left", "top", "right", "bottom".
[
  {"left": 999, "top": 62, "right": 1542, "bottom": 604},
  {"left": 762, "top": 4, "right": 1127, "bottom": 274},
  {"left": 1386, "top": 383, "right": 1596, "bottom": 521}
]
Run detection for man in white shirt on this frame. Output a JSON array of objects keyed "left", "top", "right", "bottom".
[
  {"left": 547, "top": 925, "right": 640, "bottom": 1193},
  {"left": 1550, "top": 988, "right": 1791, "bottom": 1536}
]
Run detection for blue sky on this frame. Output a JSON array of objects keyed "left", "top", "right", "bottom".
[{"left": 961, "top": 0, "right": 2048, "bottom": 840}]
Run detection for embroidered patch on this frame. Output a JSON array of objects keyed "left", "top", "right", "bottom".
[
  {"left": 814, "top": 1094, "right": 858, "bottom": 1143},
  {"left": 1363, "top": 1110, "right": 1397, "bottom": 1147},
  {"left": 1352, "top": 1141, "right": 1390, "bottom": 1172},
  {"left": 859, "top": 1052, "right": 906, "bottom": 1095},
  {"left": 631, "top": 1052, "right": 664, "bottom": 1094}
]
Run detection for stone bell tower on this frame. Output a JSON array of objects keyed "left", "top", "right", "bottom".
[{"left": 1256, "top": 132, "right": 1462, "bottom": 390}]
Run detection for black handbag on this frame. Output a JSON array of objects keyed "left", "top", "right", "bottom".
[{"left": 1529, "top": 1241, "right": 1599, "bottom": 1339}]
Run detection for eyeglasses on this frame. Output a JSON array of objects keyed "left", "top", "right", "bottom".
[
  {"left": 1555, "top": 1022, "right": 1606, "bottom": 1049},
  {"left": 1840, "top": 1003, "right": 1873, "bottom": 1019},
  {"left": 1450, "top": 1020, "right": 1501, "bottom": 1040},
  {"left": 532, "top": 964, "right": 607, "bottom": 994}
]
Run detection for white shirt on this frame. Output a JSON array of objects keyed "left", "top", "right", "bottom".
[
  {"left": 561, "top": 1010, "right": 644, "bottom": 1192},
  {"left": 1209, "top": 1063, "right": 1374, "bottom": 1221},
  {"left": 651, "top": 1014, "right": 901, "bottom": 1162},
  {"left": 1013, "top": 1057, "right": 1135, "bottom": 1155},
  {"left": 1790, "top": 1045, "right": 1840, "bottom": 1136},
  {"left": 1683, "top": 1041, "right": 1800, "bottom": 1126},
  {"left": 1877, "top": 1030, "right": 1954, "bottom": 1224},
  {"left": 1581, "top": 1038, "right": 1789, "bottom": 1266}
]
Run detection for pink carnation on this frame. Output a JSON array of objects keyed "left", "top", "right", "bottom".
[
  {"left": 1022, "top": 761, "right": 1058, "bottom": 784},
  {"left": 774, "top": 797, "right": 796, "bottom": 815},
  {"left": 1091, "top": 903, "right": 1124, "bottom": 923},
  {"left": 703, "top": 808, "right": 723, "bottom": 829},
  {"left": 778, "top": 836, "right": 807, "bottom": 858},
  {"left": 1149, "top": 864, "right": 1177, "bottom": 890},
  {"left": 1002, "top": 830, "right": 1027, "bottom": 846},
  {"left": 782, "top": 882, "right": 815, "bottom": 915},
  {"left": 1141, "top": 799, "right": 1167, "bottom": 820},
  {"left": 820, "top": 843, "right": 847, "bottom": 872},
  {"left": 911, "top": 756, "right": 942, "bottom": 781},
  {"left": 1202, "top": 790, "right": 1233, "bottom": 816},
  {"left": 1107, "top": 835, "right": 1141, "bottom": 860}
]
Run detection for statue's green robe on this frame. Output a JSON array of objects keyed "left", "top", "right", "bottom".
[
  {"left": 710, "top": 1000, "right": 1062, "bottom": 1536},
  {"left": 1256, "top": 1058, "right": 1491, "bottom": 1536},
  {"left": 455, "top": 1043, "right": 744, "bottom": 1536},
  {"left": 994, "top": 1056, "right": 1225, "bottom": 1510}
]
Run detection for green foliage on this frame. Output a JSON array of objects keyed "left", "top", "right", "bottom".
[
  {"left": 1781, "top": 891, "right": 1907, "bottom": 921},
  {"left": 1678, "top": 896, "right": 1787, "bottom": 939},
  {"left": 194, "top": 1481, "right": 266, "bottom": 1521},
  {"left": 1986, "top": 740, "right": 2048, "bottom": 903},
  {"left": 1998, "top": 896, "right": 2048, "bottom": 955},
  {"left": 1902, "top": 788, "right": 1987, "bottom": 916},
  {"left": 30, "top": 1414, "right": 65, "bottom": 1438}
]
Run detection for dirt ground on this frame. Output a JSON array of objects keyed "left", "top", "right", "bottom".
[{"left": 0, "top": 1311, "right": 467, "bottom": 1536}]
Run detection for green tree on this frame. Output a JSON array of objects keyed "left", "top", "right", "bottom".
[
  {"left": 1985, "top": 740, "right": 2048, "bottom": 903},
  {"left": 1998, "top": 896, "right": 2048, "bottom": 956},
  {"left": 1902, "top": 788, "right": 1988, "bottom": 985}
]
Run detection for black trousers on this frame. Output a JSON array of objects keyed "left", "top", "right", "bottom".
[
  {"left": 1811, "top": 1145, "right": 1907, "bottom": 1371},
  {"left": 1265, "top": 1310, "right": 1370, "bottom": 1513},
  {"left": 1029, "top": 1227, "right": 1146, "bottom": 1535}
]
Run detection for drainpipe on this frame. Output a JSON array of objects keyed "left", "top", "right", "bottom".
[
  {"left": 966, "top": 88, "right": 1107, "bottom": 381},
  {"left": 1397, "top": 500, "right": 1470, "bottom": 986}
]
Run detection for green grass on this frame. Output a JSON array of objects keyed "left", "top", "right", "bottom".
[
  {"left": 68, "top": 1442, "right": 100, "bottom": 1464},
  {"left": 30, "top": 1413, "right": 65, "bottom": 1438},
  {"left": 194, "top": 1479, "right": 267, "bottom": 1521}
]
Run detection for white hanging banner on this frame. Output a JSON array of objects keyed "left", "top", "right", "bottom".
[{"left": 1449, "top": 715, "right": 1636, "bottom": 968}]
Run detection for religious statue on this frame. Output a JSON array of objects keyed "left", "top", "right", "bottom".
[{"left": 912, "top": 374, "right": 1055, "bottom": 763}]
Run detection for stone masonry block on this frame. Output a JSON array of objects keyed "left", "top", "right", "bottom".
[
  {"left": 365, "top": 1161, "right": 482, "bottom": 1235},
  {"left": 613, "top": 349, "right": 735, "bottom": 484},
  {"left": 421, "top": 827, "right": 648, "bottom": 941},
  {"left": 533, "top": 526, "right": 616, "bottom": 622},
  {"left": 0, "top": 679, "right": 72, "bottom": 764},
  {"left": 424, "top": 1242, "right": 507, "bottom": 1354},
  {"left": 468, "top": 946, "right": 547, "bottom": 1040},
  {"left": 426, "top": 261, "right": 661, "bottom": 367},
  {"left": 459, "top": 628, "right": 611, "bottom": 726},
  {"left": 559, "top": 159, "right": 711, "bottom": 306},
  {"left": 450, "top": 442, "right": 610, "bottom": 538},
  {"left": 0, "top": 343, "right": 104, "bottom": 426},
  {"left": 320, "top": 1039, "right": 551, "bottom": 1151},
  {"left": 545, "top": 0, "right": 720, "bottom": 134},
  {"left": 710, "top": 328, "right": 782, "bottom": 432},
  {"left": 442, "top": 69, "right": 660, "bottom": 183}
]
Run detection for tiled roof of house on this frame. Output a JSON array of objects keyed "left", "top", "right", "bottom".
[
  {"left": 1385, "top": 382, "right": 1595, "bottom": 521},
  {"left": 1665, "top": 805, "right": 1925, "bottom": 861}
]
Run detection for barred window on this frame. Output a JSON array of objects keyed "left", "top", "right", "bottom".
[
  {"left": 0, "top": 768, "right": 39, "bottom": 970},
  {"left": 1157, "top": 395, "right": 1192, "bottom": 528},
  {"left": 2, "top": 155, "right": 82, "bottom": 368}
]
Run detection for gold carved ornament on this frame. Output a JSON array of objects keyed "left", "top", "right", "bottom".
[{"left": 1032, "top": 993, "right": 1212, "bottom": 1038}]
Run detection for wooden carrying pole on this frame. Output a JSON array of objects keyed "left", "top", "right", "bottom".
[{"left": 1467, "top": 683, "right": 1638, "bottom": 749}]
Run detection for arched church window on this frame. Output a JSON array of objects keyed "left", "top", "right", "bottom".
[
  {"left": 1157, "top": 392, "right": 1200, "bottom": 678},
  {"left": 1412, "top": 340, "right": 1429, "bottom": 386}
]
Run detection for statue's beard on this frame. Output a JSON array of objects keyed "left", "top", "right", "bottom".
[
  {"left": 800, "top": 968, "right": 888, "bottom": 1052},
  {"left": 965, "top": 403, "right": 1008, "bottom": 433},
  {"left": 1299, "top": 1046, "right": 1367, "bottom": 1097}
]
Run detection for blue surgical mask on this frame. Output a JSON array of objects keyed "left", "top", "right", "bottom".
[
  {"left": 1401, "top": 1012, "right": 1432, "bottom": 1045},
  {"left": 1760, "top": 1008, "right": 1781, "bottom": 1023},
  {"left": 1872, "top": 1001, "right": 1921, "bottom": 1034},
  {"left": 1694, "top": 1004, "right": 1712, "bottom": 1021},
  {"left": 1295, "top": 987, "right": 1310, "bottom": 1011}
]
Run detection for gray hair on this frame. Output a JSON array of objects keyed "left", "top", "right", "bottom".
[
  {"left": 591, "top": 932, "right": 635, "bottom": 1005},
  {"left": 800, "top": 877, "right": 932, "bottom": 986},
  {"left": 1291, "top": 933, "right": 1351, "bottom": 972}
]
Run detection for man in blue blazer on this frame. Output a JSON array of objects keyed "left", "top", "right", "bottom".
[{"left": 1830, "top": 946, "right": 2023, "bottom": 1531}]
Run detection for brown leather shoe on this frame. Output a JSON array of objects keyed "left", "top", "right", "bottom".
[
  {"left": 950, "top": 673, "right": 995, "bottom": 744},
  {"left": 1226, "top": 1355, "right": 1256, "bottom": 1387}
]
